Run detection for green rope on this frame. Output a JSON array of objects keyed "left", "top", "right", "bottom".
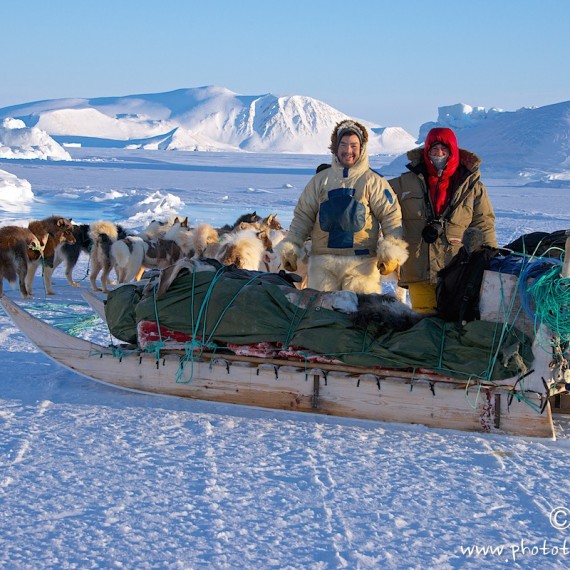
[
  {"left": 507, "top": 389, "right": 542, "bottom": 413},
  {"left": 151, "top": 283, "right": 164, "bottom": 346},
  {"left": 436, "top": 322, "right": 446, "bottom": 370},
  {"left": 464, "top": 377, "right": 483, "bottom": 411},
  {"left": 66, "top": 315, "right": 102, "bottom": 337},
  {"left": 282, "top": 292, "right": 317, "bottom": 348},
  {"left": 528, "top": 267, "right": 570, "bottom": 345},
  {"left": 173, "top": 266, "right": 233, "bottom": 383}
]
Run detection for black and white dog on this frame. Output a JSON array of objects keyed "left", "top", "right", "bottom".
[{"left": 51, "top": 223, "right": 93, "bottom": 287}]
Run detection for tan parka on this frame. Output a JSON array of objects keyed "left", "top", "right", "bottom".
[
  {"left": 389, "top": 146, "right": 497, "bottom": 286},
  {"left": 286, "top": 146, "right": 402, "bottom": 257}
]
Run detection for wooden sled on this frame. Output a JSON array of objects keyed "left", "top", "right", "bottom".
[
  {"left": 81, "top": 290, "right": 106, "bottom": 320},
  {"left": 0, "top": 295, "right": 561, "bottom": 439}
]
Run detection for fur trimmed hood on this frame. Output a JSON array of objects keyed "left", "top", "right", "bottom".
[
  {"left": 405, "top": 145, "right": 482, "bottom": 173},
  {"left": 329, "top": 119, "right": 368, "bottom": 154}
]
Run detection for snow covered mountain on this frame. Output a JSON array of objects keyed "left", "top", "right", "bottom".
[
  {"left": 0, "top": 86, "right": 417, "bottom": 155},
  {"left": 0, "top": 88, "right": 568, "bottom": 179}
]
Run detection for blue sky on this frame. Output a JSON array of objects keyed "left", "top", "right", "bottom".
[{"left": 2, "top": 0, "right": 568, "bottom": 135}]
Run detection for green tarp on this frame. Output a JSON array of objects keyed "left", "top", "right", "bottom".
[{"left": 105, "top": 269, "right": 533, "bottom": 381}]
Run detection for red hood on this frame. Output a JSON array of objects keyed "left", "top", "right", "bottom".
[{"left": 423, "top": 127, "right": 460, "bottom": 177}]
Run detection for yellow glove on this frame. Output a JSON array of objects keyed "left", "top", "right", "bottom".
[
  {"left": 377, "top": 236, "right": 409, "bottom": 276},
  {"left": 280, "top": 241, "right": 302, "bottom": 272},
  {"left": 377, "top": 258, "right": 400, "bottom": 276}
]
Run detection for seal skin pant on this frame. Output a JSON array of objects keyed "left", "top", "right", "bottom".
[
  {"left": 408, "top": 282, "right": 437, "bottom": 313},
  {"left": 308, "top": 254, "right": 380, "bottom": 294}
]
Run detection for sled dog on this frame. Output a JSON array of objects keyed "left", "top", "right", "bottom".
[
  {"left": 26, "top": 216, "right": 76, "bottom": 295},
  {"left": 111, "top": 236, "right": 149, "bottom": 284},
  {"left": 0, "top": 226, "right": 45, "bottom": 297},
  {"left": 216, "top": 228, "right": 275, "bottom": 271},
  {"left": 162, "top": 217, "right": 194, "bottom": 255},
  {"left": 133, "top": 217, "right": 192, "bottom": 281},
  {"left": 88, "top": 220, "right": 127, "bottom": 293},
  {"left": 51, "top": 223, "right": 92, "bottom": 287}
]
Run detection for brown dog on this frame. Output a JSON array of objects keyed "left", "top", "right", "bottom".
[
  {"left": 0, "top": 226, "right": 45, "bottom": 297},
  {"left": 26, "top": 216, "right": 76, "bottom": 295}
]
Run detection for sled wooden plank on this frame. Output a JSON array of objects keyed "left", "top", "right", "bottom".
[
  {"left": 0, "top": 296, "right": 555, "bottom": 438},
  {"left": 81, "top": 290, "right": 107, "bottom": 321}
]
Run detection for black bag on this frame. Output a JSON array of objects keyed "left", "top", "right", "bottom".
[
  {"left": 504, "top": 229, "right": 570, "bottom": 257},
  {"left": 436, "top": 246, "right": 499, "bottom": 322}
]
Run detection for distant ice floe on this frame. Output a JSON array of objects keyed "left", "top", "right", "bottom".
[
  {"left": 0, "top": 168, "right": 34, "bottom": 213},
  {"left": 417, "top": 103, "right": 505, "bottom": 141},
  {"left": 0, "top": 117, "right": 72, "bottom": 160},
  {"left": 118, "top": 190, "right": 187, "bottom": 230},
  {"left": 525, "top": 172, "right": 570, "bottom": 188}
]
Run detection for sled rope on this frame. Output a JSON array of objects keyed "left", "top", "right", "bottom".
[
  {"left": 526, "top": 263, "right": 570, "bottom": 345},
  {"left": 176, "top": 266, "right": 263, "bottom": 383},
  {"left": 26, "top": 301, "right": 105, "bottom": 337},
  {"left": 283, "top": 293, "right": 317, "bottom": 348},
  {"left": 66, "top": 315, "right": 101, "bottom": 337},
  {"left": 202, "top": 271, "right": 265, "bottom": 344}
]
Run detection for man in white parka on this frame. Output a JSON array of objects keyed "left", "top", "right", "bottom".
[{"left": 280, "top": 119, "right": 408, "bottom": 294}]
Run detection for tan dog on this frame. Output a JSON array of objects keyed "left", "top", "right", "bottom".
[
  {"left": 215, "top": 228, "right": 274, "bottom": 271},
  {"left": 89, "top": 220, "right": 127, "bottom": 292}
]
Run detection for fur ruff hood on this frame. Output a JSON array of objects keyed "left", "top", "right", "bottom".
[
  {"left": 405, "top": 145, "right": 482, "bottom": 173},
  {"left": 329, "top": 119, "right": 369, "bottom": 155}
]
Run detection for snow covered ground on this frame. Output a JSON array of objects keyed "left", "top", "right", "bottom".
[{"left": 1, "top": 148, "right": 570, "bottom": 569}]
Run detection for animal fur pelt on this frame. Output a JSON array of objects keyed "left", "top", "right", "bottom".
[
  {"left": 147, "top": 258, "right": 218, "bottom": 300},
  {"left": 350, "top": 293, "right": 427, "bottom": 334},
  {"left": 284, "top": 288, "right": 359, "bottom": 314},
  {"left": 0, "top": 226, "right": 44, "bottom": 297},
  {"left": 26, "top": 216, "right": 76, "bottom": 295},
  {"left": 461, "top": 227, "right": 486, "bottom": 255}
]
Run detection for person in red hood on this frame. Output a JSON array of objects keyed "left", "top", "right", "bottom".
[{"left": 389, "top": 127, "right": 497, "bottom": 312}]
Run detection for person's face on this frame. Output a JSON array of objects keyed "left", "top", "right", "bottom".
[
  {"left": 428, "top": 143, "right": 450, "bottom": 160},
  {"left": 337, "top": 134, "right": 361, "bottom": 168}
]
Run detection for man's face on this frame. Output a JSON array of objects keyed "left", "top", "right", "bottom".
[
  {"left": 428, "top": 143, "right": 450, "bottom": 160},
  {"left": 337, "top": 134, "right": 361, "bottom": 168}
]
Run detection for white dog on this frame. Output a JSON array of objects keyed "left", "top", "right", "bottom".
[{"left": 111, "top": 236, "right": 149, "bottom": 284}]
